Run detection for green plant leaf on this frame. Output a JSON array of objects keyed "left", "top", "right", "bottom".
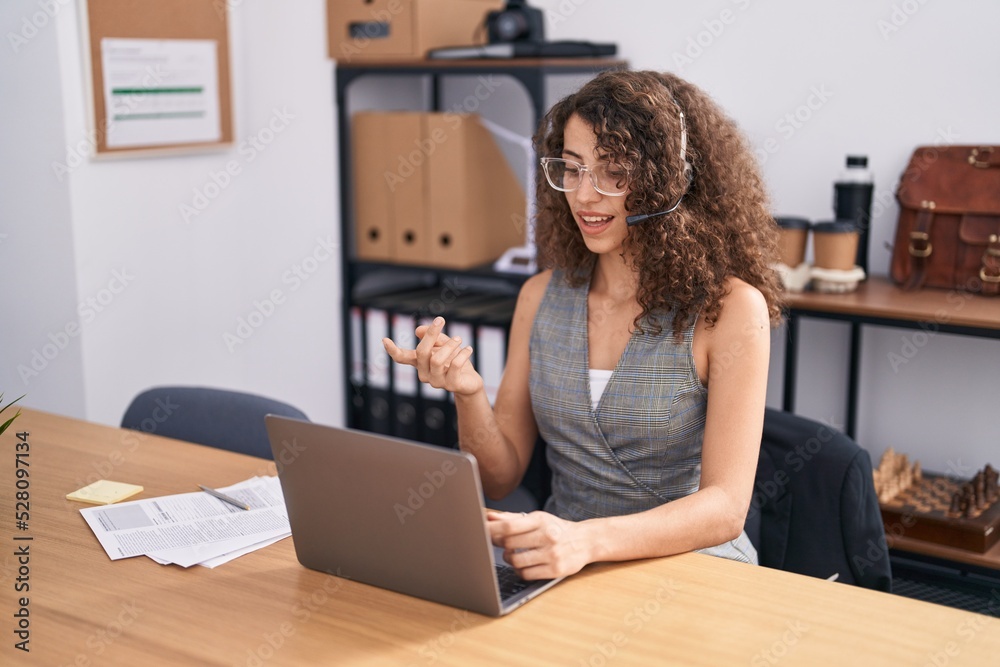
[
  {"left": 0, "top": 410, "right": 22, "bottom": 437},
  {"left": 0, "top": 393, "right": 25, "bottom": 415},
  {"left": 0, "top": 394, "right": 25, "bottom": 437}
]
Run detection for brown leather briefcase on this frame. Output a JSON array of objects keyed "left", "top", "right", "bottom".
[{"left": 891, "top": 145, "right": 1000, "bottom": 295}]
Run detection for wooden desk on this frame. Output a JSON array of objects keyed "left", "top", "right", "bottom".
[
  {"left": 782, "top": 276, "right": 1000, "bottom": 437},
  {"left": 3, "top": 409, "right": 1000, "bottom": 666}
]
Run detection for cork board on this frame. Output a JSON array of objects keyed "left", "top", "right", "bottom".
[{"left": 83, "top": 0, "right": 233, "bottom": 155}]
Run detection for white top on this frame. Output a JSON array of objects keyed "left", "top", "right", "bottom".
[{"left": 589, "top": 369, "right": 614, "bottom": 410}]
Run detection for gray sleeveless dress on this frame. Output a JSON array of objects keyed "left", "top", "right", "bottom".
[{"left": 529, "top": 270, "right": 758, "bottom": 564}]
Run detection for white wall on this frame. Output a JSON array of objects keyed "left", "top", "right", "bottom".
[
  {"left": 1, "top": 0, "right": 85, "bottom": 417},
  {"left": 2, "top": 0, "right": 342, "bottom": 427},
  {"left": 2, "top": 0, "right": 997, "bottom": 473}
]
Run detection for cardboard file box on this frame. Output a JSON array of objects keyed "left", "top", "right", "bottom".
[
  {"left": 328, "top": 0, "right": 502, "bottom": 62},
  {"left": 352, "top": 111, "right": 526, "bottom": 269}
]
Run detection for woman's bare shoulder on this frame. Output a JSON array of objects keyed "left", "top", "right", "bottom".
[
  {"left": 514, "top": 269, "right": 554, "bottom": 319},
  {"left": 717, "top": 276, "right": 768, "bottom": 327},
  {"left": 695, "top": 276, "right": 768, "bottom": 342}
]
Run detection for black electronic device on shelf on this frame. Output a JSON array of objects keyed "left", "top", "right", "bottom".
[
  {"left": 430, "top": 0, "right": 615, "bottom": 60},
  {"left": 428, "top": 40, "right": 616, "bottom": 60},
  {"left": 486, "top": 0, "right": 545, "bottom": 43}
]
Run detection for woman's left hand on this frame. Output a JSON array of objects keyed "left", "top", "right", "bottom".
[{"left": 487, "top": 510, "right": 593, "bottom": 580}]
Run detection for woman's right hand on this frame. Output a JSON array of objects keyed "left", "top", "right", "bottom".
[{"left": 382, "top": 316, "right": 484, "bottom": 397}]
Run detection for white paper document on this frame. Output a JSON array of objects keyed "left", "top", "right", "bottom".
[
  {"left": 80, "top": 476, "right": 290, "bottom": 567},
  {"left": 100, "top": 38, "right": 221, "bottom": 148}
]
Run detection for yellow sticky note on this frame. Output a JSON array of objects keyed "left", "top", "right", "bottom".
[{"left": 66, "top": 480, "right": 144, "bottom": 505}]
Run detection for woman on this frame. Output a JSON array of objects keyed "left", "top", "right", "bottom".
[{"left": 384, "top": 69, "right": 784, "bottom": 580}]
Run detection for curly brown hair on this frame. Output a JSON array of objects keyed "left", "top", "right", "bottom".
[{"left": 534, "top": 69, "right": 784, "bottom": 336}]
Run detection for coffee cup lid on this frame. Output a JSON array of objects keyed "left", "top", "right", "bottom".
[
  {"left": 774, "top": 216, "right": 811, "bottom": 230},
  {"left": 812, "top": 220, "right": 857, "bottom": 233}
]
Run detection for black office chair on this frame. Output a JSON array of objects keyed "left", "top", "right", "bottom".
[
  {"left": 121, "top": 386, "right": 309, "bottom": 460},
  {"left": 743, "top": 408, "right": 892, "bottom": 591}
]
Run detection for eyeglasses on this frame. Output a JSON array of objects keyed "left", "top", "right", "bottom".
[{"left": 539, "top": 158, "right": 630, "bottom": 196}]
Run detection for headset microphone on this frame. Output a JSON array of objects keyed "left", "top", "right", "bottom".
[{"left": 625, "top": 196, "right": 685, "bottom": 226}]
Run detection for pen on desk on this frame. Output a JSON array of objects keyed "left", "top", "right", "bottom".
[{"left": 198, "top": 484, "right": 250, "bottom": 510}]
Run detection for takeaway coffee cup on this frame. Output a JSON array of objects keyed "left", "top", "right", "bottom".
[
  {"left": 774, "top": 217, "right": 810, "bottom": 267},
  {"left": 812, "top": 220, "right": 859, "bottom": 271}
]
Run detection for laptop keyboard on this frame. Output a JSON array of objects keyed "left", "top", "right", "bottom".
[{"left": 495, "top": 564, "right": 531, "bottom": 600}]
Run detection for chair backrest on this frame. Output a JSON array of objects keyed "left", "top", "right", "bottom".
[
  {"left": 744, "top": 408, "right": 892, "bottom": 591},
  {"left": 121, "top": 386, "right": 308, "bottom": 459}
]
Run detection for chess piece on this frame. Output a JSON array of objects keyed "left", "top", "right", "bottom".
[
  {"left": 961, "top": 484, "right": 975, "bottom": 518},
  {"left": 985, "top": 464, "right": 998, "bottom": 501}
]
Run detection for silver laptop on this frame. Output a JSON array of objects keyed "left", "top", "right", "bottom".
[{"left": 264, "top": 415, "right": 563, "bottom": 616}]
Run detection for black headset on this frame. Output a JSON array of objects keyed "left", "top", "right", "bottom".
[{"left": 625, "top": 94, "right": 693, "bottom": 226}]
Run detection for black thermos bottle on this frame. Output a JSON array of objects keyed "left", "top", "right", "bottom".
[{"left": 834, "top": 155, "right": 874, "bottom": 273}]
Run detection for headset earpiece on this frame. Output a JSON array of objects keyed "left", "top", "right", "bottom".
[
  {"left": 677, "top": 109, "right": 691, "bottom": 185},
  {"left": 624, "top": 85, "right": 694, "bottom": 226}
]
